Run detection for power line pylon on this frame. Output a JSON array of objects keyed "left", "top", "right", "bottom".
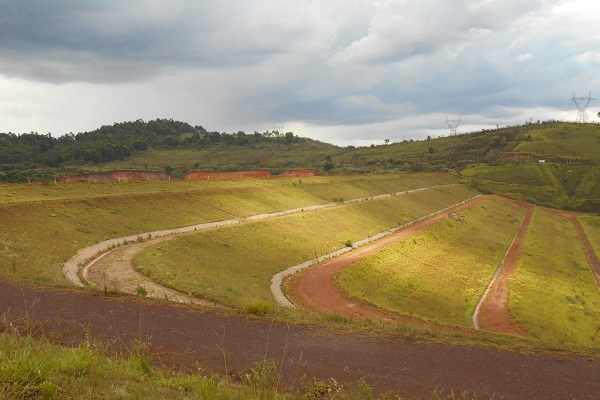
[
  {"left": 444, "top": 114, "right": 461, "bottom": 135},
  {"left": 571, "top": 90, "right": 595, "bottom": 123}
]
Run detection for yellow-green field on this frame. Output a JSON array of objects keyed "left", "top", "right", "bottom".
[
  {"left": 512, "top": 123, "right": 600, "bottom": 162},
  {"left": 578, "top": 215, "right": 600, "bottom": 255},
  {"left": 336, "top": 196, "right": 525, "bottom": 327},
  {"left": 0, "top": 174, "right": 458, "bottom": 284},
  {"left": 133, "top": 185, "right": 478, "bottom": 307},
  {"left": 509, "top": 208, "right": 600, "bottom": 347}
]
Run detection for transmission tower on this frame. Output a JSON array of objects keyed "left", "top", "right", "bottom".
[
  {"left": 444, "top": 114, "right": 461, "bottom": 135},
  {"left": 571, "top": 90, "right": 596, "bottom": 123}
]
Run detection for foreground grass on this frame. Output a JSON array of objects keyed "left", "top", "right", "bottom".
[
  {"left": 0, "top": 313, "right": 500, "bottom": 400},
  {"left": 337, "top": 196, "right": 525, "bottom": 327},
  {"left": 510, "top": 208, "right": 600, "bottom": 347},
  {"left": 0, "top": 329, "right": 390, "bottom": 400},
  {"left": 133, "top": 185, "right": 478, "bottom": 307},
  {"left": 0, "top": 174, "right": 456, "bottom": 284}
]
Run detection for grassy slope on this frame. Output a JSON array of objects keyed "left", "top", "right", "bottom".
[
  {"left": 0, "top": 174, "right": 456, "bottom": 284},
  {"left": 337, "top": 196, "right": 525, "bottom": 327},
  {"left": 578, "top": 215, "right": 600, "bottom": 256},
  {"left": 133, "top": 185, "right": 478, "bottom": 307},
  {"left": 513, "top": 123, "right": 600, "bottom": 162},
  {"left": 0, "top": 330, "right": 335, "bottom": 400},
  {"left": 100, "top": 141, "right": 339, "bottom": 175},
  {"left": 509, "top": 208, "right": 600, "bottom": 347},
  {"left": 461, "top": 123, "right": 600, "bottom": 212}
]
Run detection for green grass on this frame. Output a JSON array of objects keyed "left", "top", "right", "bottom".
[
  {"left": 337, "top": 196, "right": 525, "bottom": 327},
  {"left": 461, "top": 162, "right": 600, "bottom": 212},
  {"left": 0, "top": 329, "right": 494, "bottom": 400},
  {"left": 100, "top": 141, "right": 339, "bottom": 176},
  {"left": 460, "top": 164, "right": 548, "bottom": 186},
  {"left": 512, "top": 123, "right": 600, "bottom": 161},
  {"left": 0, "top": 328, "right": 311, "bottom": 399},
  {"left": 133, "top": 185, "right": 478, "bottom": 307},
  {"left": 578, "top": 215, "right": 600, "bottom": 259},
  {"left": 509, "top": 208, "right": 600, "bottom": 347},
  {"left": 0, "top": 174, "right": 458, "bottom": 284}
]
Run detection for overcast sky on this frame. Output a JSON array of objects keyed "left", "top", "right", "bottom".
[{"left": 1, "top": 0, "right": 598, "bottom": 146}]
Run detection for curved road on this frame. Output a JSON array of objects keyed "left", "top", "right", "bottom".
[{"left": 285, "top": 196, "right": 488, "bottom": 326}]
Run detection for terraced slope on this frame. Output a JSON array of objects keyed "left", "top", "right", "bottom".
[
  {"left": 0, "top": 174, "right": 456, "bottom": 284},
  {"left": 132, "top": 185, "right": 478, "bottom": 307},
  {"left": 336, "top": 196, "right": 524, "bottom": 327},
  {"left": 510, "top": 208, "right": 600, "bottom": 347}
]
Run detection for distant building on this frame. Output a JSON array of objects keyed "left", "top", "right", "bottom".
[{"left": 538, "top": 160, "right": 545, "bottom": 164}]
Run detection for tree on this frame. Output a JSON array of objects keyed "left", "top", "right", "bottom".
[
  {"left": 285, "top": 132, "right": 295, "bottom": 144},
  {"left": 324, "top": 155, "right": 334, "bottom": 171}
]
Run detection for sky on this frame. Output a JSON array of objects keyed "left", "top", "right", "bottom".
[{"left": 1, "top": 0, "right": 599, "bottom": 146}]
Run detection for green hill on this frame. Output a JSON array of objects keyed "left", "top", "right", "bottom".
[{"left": 2, "top": 119, "right": 600, "bottom": 211}]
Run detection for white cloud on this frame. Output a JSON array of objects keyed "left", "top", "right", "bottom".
[
  {"left": 517, "top": 53, "right": 534, "bottom": 62},
  {"left": 577, "top": 51, "right": 600, "bottom": 63}
]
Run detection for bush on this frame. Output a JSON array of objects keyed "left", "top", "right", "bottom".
[{"left": 243, "top": 301, "right": 272, "bottom": 316}]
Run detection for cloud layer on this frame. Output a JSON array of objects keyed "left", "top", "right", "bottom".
[{"left": 1, "top": 0, "right": 598, "bottom": 145}]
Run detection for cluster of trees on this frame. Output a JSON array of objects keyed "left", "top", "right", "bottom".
[{"left": 0, "top": 119, "right": 302, "bottom": 168}]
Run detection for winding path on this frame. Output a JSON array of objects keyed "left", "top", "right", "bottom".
[
  {"left": 284, "top": 196, "right": 488, "bottom": 325},
  {"left": 71, "top": 186, "right": 454, "bottom": 297}
]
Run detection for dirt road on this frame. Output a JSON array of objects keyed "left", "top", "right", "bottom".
[
  {"left": 1, "top": 280, "right": 598, "bottom": 399},
  {"left": 285, "top": 196, "right": 488, "bottom": 325},
  {"left": 476, "top": 200, "right": 534, "bottom": 334}
]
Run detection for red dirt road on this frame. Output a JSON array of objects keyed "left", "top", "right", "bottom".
[
  {"left": 1, "top": 280, "right": 599, "bottom": 399},
  {"left": 477, "top": 200, "right": 534, "bottom": 335},
  {"left": 285, "top": 196, "right": 488, "bottom": 325}
]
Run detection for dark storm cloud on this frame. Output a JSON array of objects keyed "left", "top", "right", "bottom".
[{"left": 0, "top": 0, "right": 598, "bottom": 145}]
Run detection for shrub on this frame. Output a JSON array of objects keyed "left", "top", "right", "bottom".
[{"left": 243, "top": 301, "right": 272, "bottom": 316}]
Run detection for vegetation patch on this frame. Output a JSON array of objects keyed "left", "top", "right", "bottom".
[
  {"left": 578, "top": 215, "right": 600, "bottom": 256},
  {"left": 0, "top": 174, "right": 454, "bottom": 284},
  {"left": 337, "top": 196, "right": 525, "bottom": 327},
  {"left": 133, "top": 185, "right": 478, "bottom": 307},
  {"left": 509, "top": 208, "right": 600, "bottom": 347}
]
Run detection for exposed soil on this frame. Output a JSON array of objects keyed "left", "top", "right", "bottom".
[
  {"left": 285, "top": 196, "right": 488, "bottom": 327},
  {"left": 58, "top": 170, "right": 170, "bottom": 183},
  {"left": 83, "top": 237, "right": 209, "bottom": 305},
  {"left": 1, "top": 280, "right": 599, "bottom": 399},
  {"left": 477, "top": 199, "right": 534, "bottom": 335}
]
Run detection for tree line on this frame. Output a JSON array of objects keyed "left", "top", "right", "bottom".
[{"left": 0, "top": 118, "right": 303, "bottom": 168}]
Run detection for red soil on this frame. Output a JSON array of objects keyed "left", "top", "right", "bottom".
[
  {"left": 477, "top": 199, "right": 534, "bottom": 335},
  {"left": 285, "top": 196, "right": 488, "bottom": 326},
  {"left": 1, "top": 280, "right": 598, "bottom": 399},
  {"left": 58, "top": 170, "right": 170, "bottom": 183}
]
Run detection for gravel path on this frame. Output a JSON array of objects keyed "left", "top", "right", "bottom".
[{"left": 71, "top": 186, "right": 453, "bottom": 300}]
